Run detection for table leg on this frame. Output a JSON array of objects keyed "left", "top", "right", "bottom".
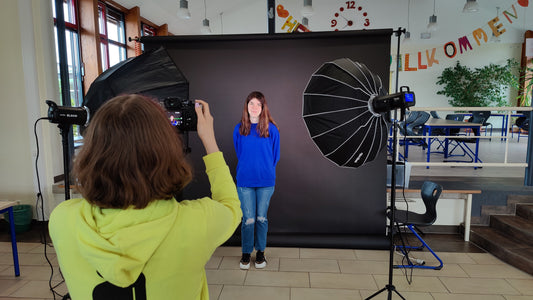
[
  {"left": 7, "top": 208, "right": 20, "bottom": 276},
  {"left": 426, "top": 128, "right": 432, "bottom": 169},
  {"left": 464, "top": 194, "right": 472, "bottom": 242}
]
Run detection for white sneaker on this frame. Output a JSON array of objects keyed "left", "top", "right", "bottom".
[
  {"left": 254, "top": 251, "right": 267, "bottom": 269},
  {"left": 239, "top": 253, "right": 251, "bottom": 270}
]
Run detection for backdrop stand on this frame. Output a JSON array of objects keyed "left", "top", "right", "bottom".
[{"left": 366, "top": 27, "right": 406, "bottom": 300}]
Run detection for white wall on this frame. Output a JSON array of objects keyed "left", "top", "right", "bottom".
[{"left": 0, "top": 0, "right": 62, "bottom": 220}]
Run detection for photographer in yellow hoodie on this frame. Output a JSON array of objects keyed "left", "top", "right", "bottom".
[{"left": 49, "top": 95, "right": 241, "bottom": 299}]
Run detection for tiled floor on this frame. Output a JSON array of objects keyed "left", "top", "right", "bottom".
[
  {"left": 0, "top": 238, "right": 532, "bottom": 300},
  {"left": 1, "top": 134, "right": 531, "bottom": 299}
]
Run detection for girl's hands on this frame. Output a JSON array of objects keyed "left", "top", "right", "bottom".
[{"left": 195, "top": 100, "right": 219, "bottom": 154}]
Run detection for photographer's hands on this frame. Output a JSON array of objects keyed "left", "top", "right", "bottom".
[{"left": 195, "top": 100, "right": 219, "bottom": 155}]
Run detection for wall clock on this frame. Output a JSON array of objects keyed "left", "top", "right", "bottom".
[{"left": 330, "top": 1, "right": 370, "bottom": 31}]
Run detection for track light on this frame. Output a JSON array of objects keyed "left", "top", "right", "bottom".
[
  {"left": 301, "top": 0, "right": 314, "bottom": 17},
  {"left": 463, "top": 0, "right": 480, "bottom": 13},
  {"left": 177, "top": 0, "right": 191, "bottom": 19}
]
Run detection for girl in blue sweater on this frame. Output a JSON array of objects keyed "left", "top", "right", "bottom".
[{"left": 233, "top": 91, "right": 280, "bottom": 269}]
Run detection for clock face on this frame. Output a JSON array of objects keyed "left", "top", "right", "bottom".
[{"left": 330, "top": 1, "right": 370, "bottom": 31}]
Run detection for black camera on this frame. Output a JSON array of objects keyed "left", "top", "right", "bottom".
[
  {"left": 46, "top": 100, "right": 90, "bottom": 126},
  {"left": 163, "top": 97, "right": 197, "bottom": 131}
]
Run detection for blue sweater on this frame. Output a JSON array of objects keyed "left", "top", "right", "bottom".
[{"left": 233, "top": 123, "right": 280, "bottom": 187}]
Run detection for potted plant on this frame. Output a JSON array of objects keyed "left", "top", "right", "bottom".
[{"left": 436, "top": 60, "right": 516, "bottom": 107}]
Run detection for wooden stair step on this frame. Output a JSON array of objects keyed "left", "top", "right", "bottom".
[
  {"left": 469, "top": 225, "right": 533, "bottom": 275},
  {"left": 490, "top": 215, "right": 533, "bottom": 245},
  {"left": 516, "top": 204, "right": 533, "bottom": 221}
]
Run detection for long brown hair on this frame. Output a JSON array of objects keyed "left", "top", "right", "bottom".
[
  {"left": 239, "top": 91, "right": 278, "bottom": 137},
  {"left": 73, "top": 94, "right": 193, "bottom": 209}
]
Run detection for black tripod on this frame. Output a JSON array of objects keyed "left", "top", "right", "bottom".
[{"left": 366, "top": 27, "right": 406, "bottom": 300}]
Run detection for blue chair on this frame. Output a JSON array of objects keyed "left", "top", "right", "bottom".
[
  {"left": 470, "top": 111, "right": 493, "bottom": 137},
  {"left": 515, "top": 115, "right": 529, "bottom": 142},
  {"left": 398, "top": 111, "right": 430, "bottom": 158},
  {"left": 389, "top": 181, "right": 443, "bottom": 270},
  {"left": 0, "top": 201, "right": 20, "bottom": 276}
]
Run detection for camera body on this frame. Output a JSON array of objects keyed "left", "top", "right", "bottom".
[{"left": 163, "top": 97, "right": 197, "bottom": 131}]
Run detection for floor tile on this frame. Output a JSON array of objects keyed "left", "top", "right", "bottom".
[
  {"left": 440, "top": 277, "right": 520, "bottom": 295},
  {"left": 431, "top": 293, "right": 506, "bottom": 300},
  {"left": 460, "top": 263, "right": 532, "bottom": 279},
  {"left": 8, "top": 280, "right": 67, "bottom": 298},
  {"left": 262, "top": 247, "right": 300, "bottom": 258},
  {"left": 466, "top": 252, "right": 506, "bottom": 265},
  {"left": 299, "top": 248, "right": 356, "bottom": 260},
  {"left": 373, "top": 274, "right": 448, "bottom": 293},
  {"left": 505, "top": 278, "right": 533, "bottom": 295},
  {"left": 208, "top": 284, "right": 222, "bottom": 300},
  {"left": 393, "top": 263, "right": 469, "bottom": 277},
  {"left": 309, "top": 272, "right": 376, "bottom": 290},
  {"left": 218, "top": 285, "right": 290, "bottom": 300},
  {"left": 244, "top": 270, "right": 309, "bottom": 287},
  {"left": 279, "top": 258, "right": 340, "bottom": 273},
  {"left": 205, "top": 269, "right": 247, "bottom": 285},
  {"left": 355, "top": 249, "right": 390, "bottom": 261},
  {"left": 359, "top": 289, "right": 434, "bottom": 300},
  {"left": 205, "top": 256, "right": 222, "bottom": 269},
  {"left": 291, "top": 287, "right": 361, "bottom": 300},
  {"left": 338, "top": 259, "right": 390, "bottom": 275}
]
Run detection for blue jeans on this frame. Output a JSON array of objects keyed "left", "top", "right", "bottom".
[{"left": 238, "top": 186, "right": 275, "bottom": 254}]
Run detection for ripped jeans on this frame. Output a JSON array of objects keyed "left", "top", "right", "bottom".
[{"left": 238, "top": 186, "right": 275, "bottom": 254}]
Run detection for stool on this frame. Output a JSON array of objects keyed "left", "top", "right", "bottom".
[{"left": 0, "top": 201, "right": 20, "bottom": 276}]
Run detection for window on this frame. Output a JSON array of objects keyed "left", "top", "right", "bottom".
[
  {"left": 98, "top": 2, "right": 127, "bottom": 70},
  {"left": 140, "top": 23, "right": 156, "bottom": 53},
  {"left": 52, "top": 0, "right": 84, "bottom": 140}
]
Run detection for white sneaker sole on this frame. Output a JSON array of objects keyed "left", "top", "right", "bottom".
[
  {"left": 239, "top": 262, "right": 250, "bottom": 270},
  {"left": 255, "top": 261, "right": 267, "bottom": 269}
]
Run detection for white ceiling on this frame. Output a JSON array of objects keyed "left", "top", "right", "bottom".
[{"left": 112, "top": 0, "right": 532, "bottom": 43}]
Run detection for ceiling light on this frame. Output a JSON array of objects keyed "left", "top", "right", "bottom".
[
  {"left": 301, "top": 0, "right": 314, "bottom": 17},
  {"left": 427, "top": 15, "right": 438, "bottom": 32},
  {"left": 201, "top": 19, "right": 211, "bottom": 34},
  {"left": 201, "top": 0, "right": 211, "bottom": 34},
  {"left": 463, "top": 0, "right": 480, "bottom": 13},
  {"left": 177, "top": 0, "right": 191, "bottom": 19},
  {"left": 403, "top": 31, "right": 411, "bottom": 43},
  {"left": 427, "top": 0, "right": 438, "bottom": 32},
  {"left": 404, "top": 0, "right": 411, "bottom": 43}
]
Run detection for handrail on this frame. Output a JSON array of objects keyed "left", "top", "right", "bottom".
[{"left": 391, "top": 106, "right": 531, "bottom": 168}]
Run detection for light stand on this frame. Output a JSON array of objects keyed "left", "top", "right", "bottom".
[
  {"left": 46, "top": 100, "right": 90, "bottom": 201},
  {"left": 366, "top": 27, "right": 407, "bottom": 300}
]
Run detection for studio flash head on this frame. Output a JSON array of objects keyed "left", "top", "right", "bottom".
[
  {"left": 46, "top": 100, "right": 90, "bottom": 126},
  {"left": 370, "top": 86, "right": 415, "bottom": 114}
]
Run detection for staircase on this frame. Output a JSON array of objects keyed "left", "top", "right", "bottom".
[{"left": 470, "top": 204, "right": 533, "bottom": 275}]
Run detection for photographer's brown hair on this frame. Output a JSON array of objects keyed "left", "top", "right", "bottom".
[{"left": 73, "top": 94, "right": 193, "bottom": 209}]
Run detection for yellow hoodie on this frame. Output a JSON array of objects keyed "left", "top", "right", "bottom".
[{"left": 49, "top": 152, "right": 242, "bottom": 299}]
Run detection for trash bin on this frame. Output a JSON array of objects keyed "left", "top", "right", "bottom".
[{"left": 3, "top": 204, "right": 33, "bottom": 233}]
